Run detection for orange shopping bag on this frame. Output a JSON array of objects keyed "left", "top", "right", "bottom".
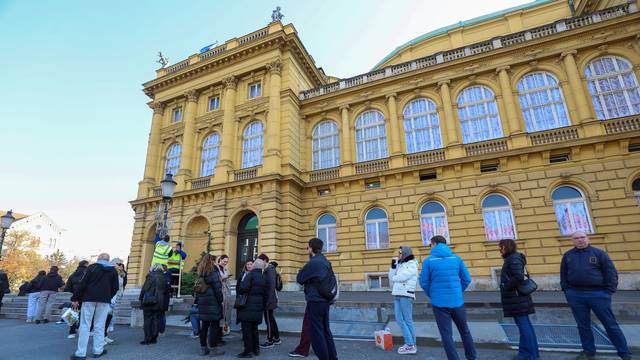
[{"left": 374, "top": 328, "right": 393, "bottom": 351}]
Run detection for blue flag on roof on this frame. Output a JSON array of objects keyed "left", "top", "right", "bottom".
[{"left": 199, "top": 42, "right": 218, "bottom": 53}]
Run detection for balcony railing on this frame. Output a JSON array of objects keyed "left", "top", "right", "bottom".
[
  {"left": 309, "top": 167, "right": 340, "bottom": 182},
  {"left": 189, "top": 176, "right": 211, "bottom": 189},
  {"left": 165, "top": 60, "right": 190, "bottom": 74},
  {"left": 152, "top": 187, "right": 162, "bottom": 197},
  {"left": 198, "top": 44, "right": 227, "bottom": 61},
  {"left": 603, "top": 115, "right": 640, "bottom": 134},
  {"left": 234, "top": 167, "right": 259, "bottom": 181},
  {"left": 406, "top": 149, "right": 445, "bottom": 166},
  {"left": 238, "top": 28, "right": 269, "bottom": 46},
  {"left": 355, "top": 159, "right": 389, "bottom": 174},
  {"left": 298, "top": 3, "right": 636, "bottom": 100},
  {"left": 465, "top": 139, "right": 508, "bottom": 156},
  {"left": 530, "top": 126, "right": 579, "bottom": 145}
]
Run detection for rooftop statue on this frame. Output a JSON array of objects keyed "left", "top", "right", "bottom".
[
  {"left": 156, "top": 51, "right": 169, "bottom": 68},
  {"left": 271, "top": 6, "right": 284, "bottom": 22}
]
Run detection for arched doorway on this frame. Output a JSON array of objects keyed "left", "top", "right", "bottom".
[
  {"left": 236, "top": 213, "right": 258, "bottom": 278},
  {"left": 184, "top": 216, "right": 210, "bottom": 272}
]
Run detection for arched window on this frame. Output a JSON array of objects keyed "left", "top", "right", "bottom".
[
  {"left": 164, "top": 143, "right": 181, "bottom": 176},
  {"left": 585, "top": 55, "right": 640, "bottom": 120},
  {"left": 552, "top": 186, "right": 594, "bottom": 235},
  {"left": 517, "top": 71, "right": 571, "bottom": 132},
  {"left": 355, "top": 110, "right": 388, "bottom": 162},
  {"left": 457, "top": 85, "right": 503, "bottom": 143},
  {"left": 200, "top": 133, "right": 220, "bottom": 177},
  {"left": 403, "top": 98, "right": 443, "bottom": 153},
  {"left": 420, "top": 202, "right": 449, "bottom": 245},
  {"left": 365, "top": 207, "right": 389, "bottom": 249},
  {"left": 633, "top": 178, "right": 640, "bottom": 207},
  {"left": 242, "top": 121, "right": 264, "bottom": 168},
  {"left": 312, "top": 120, "right": 340, "bottom": 170},
  {"left": 482, "top": 194, "right": 516, "bottom": 241},
  {"left": 316, "top": 213, "right": 337, "bottom": 253}
]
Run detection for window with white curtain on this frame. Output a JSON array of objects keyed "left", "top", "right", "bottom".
[
  {"left": 355, "top": 110, "right": 388, "bottom": 162},
  {"left": 248, "top": 82, "right": 262, "bottom": 99},
  {"left": 365, "top": 207, "right": 389, "bottom": 249},
  {"left": 164, "top": 143, "right": 181, "bottom": 176},
  {"left": 403, "top": 98, "right": 443, "bottom": 153},
  {"left": 633, "top": 178, "right": 640, "bottom": 207},
  {"left": 517, "top": 72, "right": 571, "bottom": 132},
  {"left": 208, "top": 95, "right": 220, "bottom": 111},
  {"left": 420, "top": 201, "right": 449, "bottom": 245},
  {"left": 200, "top": 133, "right": 220, "bottom": 177},
  {"left": 457, "top": 85, "right": 503, "bottom": 143},
  {"left": 172, "top": 107, "right": 183, "bottom": 123},
  {"left": 482, "top": 194, "right": 516, "bottom": 241},
  {"left": 242, "top": 121, "right": 264, "bottom": 168},
  {"left": 552, "top": 186, "right": 594, "bottom": 236},
  {"left": 316, "top": 213, "right": 337, "bottom": 253},
  {"left": 585, "top": 55, "right": 640, "bottom": 120},
  {"left": 312, "top": 120, "right": 340, "bottom": 170}
]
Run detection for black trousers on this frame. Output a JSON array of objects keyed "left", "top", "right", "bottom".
[
  {"left": 308, "top": 302, "right": 338, "bottom": 360},
  {"left": 200, "top": 319, "right": 222, "bottom": 347},
  {"left": 241, "top": 321, "right": 260, "bottom": 354},
  {"left": 264, "top": 309, "right": 280, "bottom": 341},
  {"left": 143, "top": 310, "right": 161, "bottom": 342}
]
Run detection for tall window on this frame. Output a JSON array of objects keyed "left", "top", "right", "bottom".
[
  {"left": 242, "top": 121, "right": 264, "bottom": 168},
  {"left": 420, "top": 202, "right": 449, "bottom": 245},
  {"left": 208, "top": 95, "right": 220, "bottom": 111},
  {"left": 316, "top": 213, "right": 337, "bottom": 253},
  {"left": 457, "top": 85, "right": 503, "bottom": 143},
  {"left": 403, "top": 98, "right": 443, "bottom": 153},
  {"left": 164, "top": 143, "right": 181, "bottom": 176},
  {"left": 552, "top": 186, "right": 594, "bottom": 236},
  {"left": 365, "top": 207, "right": 389, "bottom": 249},
  {"left": 633, "top": 178, "right": 640, "bottom": 207},
  {"left": 312, "top": 120, "right": 340, "bottom": 170},
  {"left": 355, "top": 110, "right": 388, "bottom": 162},
  {"left": 517, "top": 72, "right": 571, "bottom": 132},
  {"left": 482, "top": 194, "right": 516, "bottom": 241},
  {"left": 585, "top": 55, "right": 640, "bottom": 120},
  {"left": 248, "top": 82, "right": 262, "bottom": 99},
  {"left": 172, "top": 107, "right": 183, "bottom": 123},
  {"left": 200, "top": 133, "right": 220, "bottom": 177}
]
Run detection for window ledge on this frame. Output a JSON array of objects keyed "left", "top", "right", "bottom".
[{"left": 363, "top": 247, "right": 393, "bottom": 255}]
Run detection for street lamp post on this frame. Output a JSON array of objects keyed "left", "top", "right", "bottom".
[
  {"left": 0, "top": 210, "right": 16, "bottom": 259},
  {"left": 156, "top": 174, "right": 177, "bottom": 239}
]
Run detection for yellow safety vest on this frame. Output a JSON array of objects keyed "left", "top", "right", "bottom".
[
  {"left": 151, "top": 242, "right": 171, "bottom": 266},
  {"left": 167, "top": 252, "right": 184, "bottom": 270}
]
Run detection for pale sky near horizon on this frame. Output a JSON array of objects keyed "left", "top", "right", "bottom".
[{"left": 0, "top": 0, "right": 531, "bottom": 261}]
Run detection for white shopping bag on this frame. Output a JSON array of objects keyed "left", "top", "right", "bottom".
[{"left": 61, "top": 308, "right": 79, "bottom": 326}]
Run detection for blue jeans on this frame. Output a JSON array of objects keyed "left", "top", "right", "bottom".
[
  {"left": 432, "top": 306, "right": 477, "bottom": 360},
  {"left": 513, "top": 315, "right": 539, "bottom": 360},
  {"left": 190, "top": 305, "right": 199, "bottom": 336},
  {"left": 394, "top": 296, "right": 416, "bottom": 346},
  {"left": 565, "top": 289, "right": 631, "bottom": 357}
]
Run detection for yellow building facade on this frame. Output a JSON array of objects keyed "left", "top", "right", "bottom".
[{"left": 128, "top": 0, "right": 640, "bottom": 290}]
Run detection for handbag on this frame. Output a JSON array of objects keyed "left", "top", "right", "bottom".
[
  {"left": 142, "top": 292, "right": 158, "bottom": 306},
  {"left": 516, "top": 267, "right": 538, "bottom": 296},
  {"left": 234, "top": 294, "right": 248, "bottom": 309}
]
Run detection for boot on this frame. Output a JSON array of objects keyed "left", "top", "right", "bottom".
[
  {"left": 200, "top": 347, "right": 210, "bottom": 356},
  {"left": 209, "top": 347, "right": 225, "bottom": 356}
]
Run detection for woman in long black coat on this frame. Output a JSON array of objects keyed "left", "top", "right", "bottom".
[
  {"left": 195, "top": 254, "right": 225, "bottom": 356},
  {"left": 499, "top": 239, "right": 539, "bottom": 360},
  {"left": 236, "top": 258, "right": 268, "bottom": 358},
  {"left": 139, "top": 263, "right": 169, "bottom": 345}
]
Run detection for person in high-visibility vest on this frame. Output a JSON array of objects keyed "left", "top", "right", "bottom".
[
  {"left": 167, "top": 242, "right": 187, "bottom": 297},
  {"left": 151, "top": 234, "right": 173, "bottom": 267}
]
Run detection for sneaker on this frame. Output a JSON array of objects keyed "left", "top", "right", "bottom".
[
  {"left": 26, "top": 319, "right": 32, "bottom": 323},
  {"left": 70, "top": 355, "right": 86, "bottom": 360},
  {"left": 43, "top": 319, "right": 49, "bottom": 324},
  {"left": 236, "top": 352, "right": 253, "bottom": 358},
  {"left": 56, "top": 320, "right": 65, "bottom": 324},
  {"left": 92, "top": 349, "right": 107, "bottom": 358},
  {"left": 398, "top": 345, "right": 417, "bottom": 355},
  {"left": 104, "top": 337, "right": 114, "bottom": 344},
  {"left": 272, "top": 339, "right": 282, "bottom": 345},
  {"left": 288, "top": 351, "right": 306, "bottom": 357},
  {"left": 68, "top": 334, "right": 76, "bottom": 339},
  {"left": 259, "top": 341, "right": 274, "bottom": 349},
  {"left": 190, "top": 333, "right": 199, "bottom": 339},
  {"left": 575, "top": 352, "right": 596, "bottom": 360},
  {"left": 209, "top": 348, "right": 225, "bottom": 356}
]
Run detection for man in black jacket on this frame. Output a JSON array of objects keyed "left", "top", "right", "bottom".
[
  {"left": 64, "top": 260, "right": 89, "bottom": 338},
  {"left": 70, "top": 253, "right": 119, "bottom": 360},
  {"left": 35, "top": 266, "right": 64, "bottom": 323},
  {"left": 258, "top": 253, "right": 281, "bottom": 348},
  {"left": 561, "top": 231, "right": 631, "bottom": 360}
]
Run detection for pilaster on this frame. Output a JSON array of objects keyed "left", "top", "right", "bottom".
[
  {"left": 438, "top": 80, "right": 460, "bottom": 146},
  {"left": 214, "top": 76, "right": 238, "bottom": 184},
  {"left": 264, "top": 59, "right": 283, "bottom": 175},
  {"left": 138, "top": 102, "right": 165, "bottom": 198},
  {"left": 175, "top": 90, "right": 198, "bottom": 190}
]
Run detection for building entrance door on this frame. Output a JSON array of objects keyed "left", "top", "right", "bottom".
[{"left": 236, "top": 213, "right": 258, "bottom": 279}]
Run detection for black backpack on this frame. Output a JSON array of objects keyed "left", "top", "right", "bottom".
[
  {"left": 315, "top": 264, "right": 339, "bottom": 302},
  {"left": 275, "top": 272, "right": 283, "bottom": 292}
]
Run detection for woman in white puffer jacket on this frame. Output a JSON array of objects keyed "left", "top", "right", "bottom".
[{"left": 389, "top": 246, "right": 418, "bottom": 355}]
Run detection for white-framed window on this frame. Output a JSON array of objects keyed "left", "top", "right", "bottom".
[
  {"left": 482, "top": 194, "right": 517, "bottom": 241},
  {"left": 517, "top": 71, "right": 571, "bottom": 132},
  {"left": 633, "top": 178, "right": 640, "bottom": 207},
  {"left": 457, "top": 85, "right": 503, "bottom": 143},
  {"left": 242, "top": 121, "right": 264, "bottom": 168},
  {"left": 312, "top": 120, "right": 340, "bottom": 170},
  {"left": 420, "top": 201, "right": 449, "bottom": 245},
  {"left": 248, "top": 82, "right": 262, "bottom": 99},
  {"left": 585, "top": 55, "right": 640, "bottom": 120},
  {"left": 552, "top": 186, "right": 594, "bottom": 236},
  {"left": 365, "top": 207, "right": 389, "bottom": 249},
  {"left": 164, "top": 143, "right": 182, "bottom": 176},
  {"left": 172, "top": 107, "right": 183, "bottom": 123},
  {"left": 208, "top": 95, "right": 220, "bottom": 111},
  {"left": 355, "top": 110, "right": 388, "bottom": 162},
  {"left": 403, "top": 98, "right": 443, "bottom": 153},
  {"left": 200, "top": 133, "right": 220, "bottom": 177},
  {"left": 316, "top": 213, "right": 337, "bottom": 253},
  {"left": 367, "top": 273, "right": 390, "bottom": 290}
]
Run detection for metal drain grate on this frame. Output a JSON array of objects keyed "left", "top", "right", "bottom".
[{"left": 501, "top": 324, "right": 615, "bottom": 350}]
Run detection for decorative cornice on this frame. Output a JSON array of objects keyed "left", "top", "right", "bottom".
[
  {"left": 223, "top": 76, "right": 238, "bottom": 90},
  {"left": 266, "top": 59, "right": 283, "bottom": 75}
]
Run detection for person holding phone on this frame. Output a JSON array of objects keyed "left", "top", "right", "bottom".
[{"left": 389, "top": 246, "right": 418, "bottom": 355}]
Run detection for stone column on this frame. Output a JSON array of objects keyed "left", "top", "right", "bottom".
[
  {"left": 138, "top": 102, "right": 164, "bottom": 198},
  {"left": 340, "top": 106, "right": 352, "bottom": 165},
  {"left": 496, "top": 66, "right": 523, "bottom": 135},
  {"left": 438, "top": 80, "right": 459, "bottom": 145},
  {"left": 264, "top": 60, "right": 283, "bottom": 174},
  {"left": 386, "top": 93, "right": 402, "bottom": 156},
  {"left": 214, "top": 76, "right": 238, "bottom": 184},
  {"left": 561, "top": 50, "right": 592, "bottom": 123},
  {"left": 175, "top": 90, "right": 198, "bottom": 190}
]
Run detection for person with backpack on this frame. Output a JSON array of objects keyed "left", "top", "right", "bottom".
[
  {"left": 138, "top": 263, "right": 169, "bottom": 345},
  {"left": 389, "top": 246, "right": 418, "bottom": 355},
  {"left": 195, "top": 254, "right": 225, "bottom": 356},
  {"left": 64, "top": 260, "right": 89, "bottom": 338},
  {"left": 258, "top": 254, "right": 281, "bottom": 349},
  {"left": 296, "top": 237, "right": 338, "bottom": 360},
  {"left": 25, "top": 270, "right": 46, "bottom": 323},
  {"left": 35, "top": 266, "right": 64, "bottom": 323},
  {"left": 236, "top": 258, "right": 268, "bottom": 358}
]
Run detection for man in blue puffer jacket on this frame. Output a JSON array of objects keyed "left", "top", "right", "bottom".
[{"left": 420, "top": 235, "right": 476, "bottom": 360}]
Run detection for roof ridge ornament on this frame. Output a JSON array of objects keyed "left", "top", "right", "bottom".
[
  {"left": 156, "top": 52, "right": 169, "bottom": 68},
  {"left": 271, "top": 6, "right": 284, "bottom": 23}
]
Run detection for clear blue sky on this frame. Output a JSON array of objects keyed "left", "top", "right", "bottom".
[{"left": 0, "top": 0, "right": 530, "bottom": 260}]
